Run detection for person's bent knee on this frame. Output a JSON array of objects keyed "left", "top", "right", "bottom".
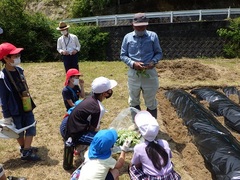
[{"left": 109, "top": 169, "right": 119, "bottom": 180}]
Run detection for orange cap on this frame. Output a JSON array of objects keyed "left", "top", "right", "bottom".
[{"left": 65, "top": 68, "right": 82, "bottom": 86}]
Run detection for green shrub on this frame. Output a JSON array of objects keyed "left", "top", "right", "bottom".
[
  {"left": 217, "top": 17, "right": 240, "bottom": 58},
  {"left": 69, "top": 25, "right": 109, "bottom": 61},
  {"left": 0, "top": 0, "right": 109, "bottom": 62},
  {"left": 0, "top": 0, "right": 57, "bottom": 62}
]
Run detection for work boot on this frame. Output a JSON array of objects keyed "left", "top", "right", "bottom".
[{"left": 147, "top": 108, "right": 157, "bottom": 119}]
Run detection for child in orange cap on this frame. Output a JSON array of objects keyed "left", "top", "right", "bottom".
[{"left": 62, "top": 68, "right": 85, "bottom": 111}]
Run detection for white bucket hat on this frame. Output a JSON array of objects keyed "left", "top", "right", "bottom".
[
  {"left": 134, "top": 111, "right": 159, "bottom": 142},
  {"left": 91, "top": 76, "right": 117, "bottom": 94}
]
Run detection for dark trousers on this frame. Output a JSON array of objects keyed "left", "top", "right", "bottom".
[{"left": 62, "top": 53, "right": 79, "bottom": 73}]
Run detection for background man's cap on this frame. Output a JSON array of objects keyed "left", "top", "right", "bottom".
[
  {"left": 133, "top": 13, "right": 149, "bottom": 26},
  {"left": 0, "top": 42, "right": 24, "bottom": 60},
  {"left": 91, "top": 76, "right": 117, "bottom": 94},
  {"left": 56, "top": 22, "right": 70, "bottom": 31},
  {"left": 0, "top": 27, "right": 3, "bottom": 34},
  {"left": 65, "top": 68, "right": 82, "bottom": 86},
  {"left": 88, "top": 129, "right": 117, "bottom": 160},
  {"left": 134, "top": 111, "right": 159, "bottom": 142}
]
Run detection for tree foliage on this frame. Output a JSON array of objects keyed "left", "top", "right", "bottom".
[
  {"left": 217, "top": 17, "right": 240, "bottom": 58},
  {"left": 70, "top": 25, "right": 109, "bottom": 61},
  {"left": 72, "top": 0, "right": 113, "bottom": 18},
  {"left": 0, "top": 0, "right": 110, "bottom": 62},
  {"left": 0, "top": 0, "right": 56, "bottom": 62}
]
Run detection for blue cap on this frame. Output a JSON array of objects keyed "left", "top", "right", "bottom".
[
  {"left": 88, "top": 129, "right": 117, "bottom": 160},
  {"left": 0, "top": 27, "right": 3, "bottom": 34}
]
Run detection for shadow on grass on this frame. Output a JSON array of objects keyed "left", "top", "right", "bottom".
[{"left": 3, "top": 146, "right": 59, "bottom": 170}]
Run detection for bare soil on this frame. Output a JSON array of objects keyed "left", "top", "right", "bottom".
[{"left": 155, "top": 60, "right": 240, "bottom": 180}]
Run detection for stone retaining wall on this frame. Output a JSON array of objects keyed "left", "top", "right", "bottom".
[{"left": 102, "top": 20, "right": 229, "bottom": 60}]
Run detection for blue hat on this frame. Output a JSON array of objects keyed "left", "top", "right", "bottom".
[{"left": 88, "top": 129, "right": 117, "bottom": 160}]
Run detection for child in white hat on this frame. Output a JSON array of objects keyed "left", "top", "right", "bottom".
[{"left": 129, "top": 111, "right": 181, "bottom": 180}]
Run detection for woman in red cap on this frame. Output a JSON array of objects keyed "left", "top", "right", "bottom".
[
  {"left": 62, "top": 68, "right": 85, "bottom": 111},
  {"left": 0, "top": 42, "right": 40, "bottom": 161}
]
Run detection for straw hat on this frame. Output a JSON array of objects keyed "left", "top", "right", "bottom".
[{"left": 56, "top": 22, "right": 70, "bottom": 31}]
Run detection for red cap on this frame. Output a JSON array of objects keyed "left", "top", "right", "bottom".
[
  {"left": 65, "top": 68, "right": 82, "bottom": 86},
  {"left": 0, "top": 42, "right": 24, "bottom": 60}
]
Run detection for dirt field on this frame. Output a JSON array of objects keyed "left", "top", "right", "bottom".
[
  {"left": 155, "top": 59, "right": 240, "bottom": 180},
  {"left": 0, "top": 59, "right": 240, "bottom": 180}
]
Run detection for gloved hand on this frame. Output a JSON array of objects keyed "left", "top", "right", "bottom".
[
  {"left": 2, "top": 117, "right": 14, "bottom": 125},
  {"left": 120, "top": 138, "right": 132, "bottom": 152}
]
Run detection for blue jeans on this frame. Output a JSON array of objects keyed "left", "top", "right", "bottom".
[{"left": 60, "top": 116, "right": 97, "bottom": 145}]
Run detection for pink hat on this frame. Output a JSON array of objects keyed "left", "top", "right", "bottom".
[
  {"left": 65, "top": 68, "right": 82, "bottom": 86},
  {"left": 134, "top": 111, "right": 159, "bottom": 142},
  {"left": 133, "top": 13, "right": 149, "bottom": 26},
  {"left": 91, "top": 76, "right": 117, "bottom": 94},
  {"left": 0, "top": 42, "right": 24, "bottom": 60}
]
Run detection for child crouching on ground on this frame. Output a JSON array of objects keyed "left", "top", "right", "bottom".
[
  {"left": 78, "top": 129, "right": 131, "bottom": 180},
  {"left": 129, "top": 111, "right": 181, "bottom": 180}
]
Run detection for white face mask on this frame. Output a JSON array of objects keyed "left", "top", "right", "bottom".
[
  {"left": 73, "top": 78, "right": 79, "bottom": 86},
  {"left": 61, "top": 30, "right": 68, "bottom": 36},
  {"left": 135, "top": 30, "right": 146, "bottom": 37},
  {"left": 10, "top": 57, "right": 21, "bottom": 66}
]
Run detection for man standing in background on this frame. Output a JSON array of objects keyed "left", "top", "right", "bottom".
[
  {"left": 56, "top": 22, "right": 81, "bottom": 73},
  {"left": 120, "top": 13, "right": 163, "bottom": 119}
]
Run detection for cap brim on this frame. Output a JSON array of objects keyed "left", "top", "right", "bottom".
[
  {"left": 109, "top": 80, "right": 117, "bottom": 89},
  {"left": 133, "top": 22, "right": 149, "bottom": 26},
  {"left": 9, "top": 48, "right": 24, "bottom": 55}
]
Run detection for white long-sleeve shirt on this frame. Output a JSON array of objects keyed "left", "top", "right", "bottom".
[{"left": 57, "top": 33, "right": 81, "bottom": 54}]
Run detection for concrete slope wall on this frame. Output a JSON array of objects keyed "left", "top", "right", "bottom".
[{"left": 102, "top": 20, "right": 229, "bottom": 60}]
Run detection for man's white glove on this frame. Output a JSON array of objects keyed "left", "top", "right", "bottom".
[
  {"left": 120, "top": 138, "right": 132, "bottom": 152},
  {"left": 2, "top": 117, "right": 14, "bottom": 125}
]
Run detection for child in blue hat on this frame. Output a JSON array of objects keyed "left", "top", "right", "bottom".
[{"left": 78, "top": 129, "right": 131, "bottom": 180}]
